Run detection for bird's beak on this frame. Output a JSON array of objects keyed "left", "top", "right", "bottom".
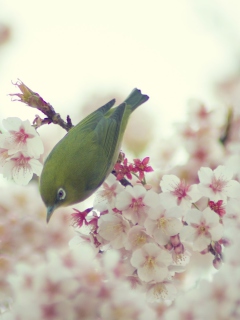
[{"left": 46, "top": 206, "right": 56, "bottom": 223}]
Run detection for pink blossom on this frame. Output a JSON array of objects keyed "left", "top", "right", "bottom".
[
  {"left": 198, "top": 165, "right": 240, "bottom": 201},
  {"left": 2, "top": 151, "right": 42, "bottom": 185},
  {"left": 71, "top": 208, "right": 93, "bottom": 228},
  {"left": 0, "top": 117, "right": 44, "bottom": 158},
  {"left": 180, "top": 208, "right": 224, "bottom": 251},
  {"left": 114, "top": 157, "right": 134, "bottom": 180},
  {"left": 132, "top": 157, "right": 153, "bottom": 181},
  {"left": 208, "top": 200, "right": 226, "bottom": 217},
  {"left": 130, "top": 243, "right": 172, "bottom": 282},
  {"left": 115, "top": 185, "right": 159, "bottom": 225},
  {"left": 160, "top": 175, "right": 201, "bottom": 209}
]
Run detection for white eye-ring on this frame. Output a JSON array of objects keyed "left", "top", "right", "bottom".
[{"left": 57, "top": 188, "right": 66, "bottom": 201}]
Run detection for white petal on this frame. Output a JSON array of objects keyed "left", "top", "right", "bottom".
[
  {"left": 2, "top": 117, "right": 22, "bottom": 131},
  {"left": 29, "top": 158, "right": 43, "bottom": 176},
  {"left": 130, "top": 248, "right": 146, "bottom": 268},
  {"left": 214, "top": 165, "right": 233, "bottom": 181},
  {"left": 202, "top": 207, "right": 219, "bottom": 226},
  {"left": 131, "top": 184, "right": 147, "bottom": 198},
  {"left": 116, "top": 190, "right": 133, "bottom": 210},
  {"left": 179, "top": 225, "right": 196, "bottom": 242},
  {"left": 159, "top": 192, "right": 177, "bottom": 209},
  {"left": 198, "top": 167, "right": 213, "bottom": 184},
  {"left": 142, "top": 243, "right": 162, "bottom": 256},
  {"left": 225, "top": 180, "right": 240, "bottom": 198},
  {"left": 185, "top": 209, "right": 202, "bottom": 225},
  {"left": 210, "top": 224, "right": 224, "bottom": 241},
  {"left": 27, "top": 136, "right": 44, "bottom": 158},
  {"left": 153, "top": 229, "right": 170, "bottom": 245},
  {"left": 148, "top": 204, "right": 165, "bottom": 220},
  {"left": 156, "top": 249, "right": 172, "bottom": 266},
  {"left": 188, "top": 184, "right": 202, "bottom": 202},
  {"left": 166, "top": 206, "right": 184, "bottom": 219},
  {"left": 160, "top": 175, "right": 180, "bottom": 192},
  {"left": 12, "top": 165, "right": 33, "bottom": 185},
  {"left": 192, "top": 234, "right": 211, "bottom": 251},
  {"left": 144, "top": 217, "right": 157, "bottom": 235},
  {"left": 143, "top": 189, "right": 159, "bottom": 207},
  {"left": 165, "top": 218, "right": 183, "bottom": 235}
]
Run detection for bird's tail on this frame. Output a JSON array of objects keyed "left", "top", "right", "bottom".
[{"left": 124, "top": 88, "right": 149, "bottom": 112}]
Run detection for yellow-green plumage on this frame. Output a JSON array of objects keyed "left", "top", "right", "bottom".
[{"left": 39, "top": 88, "right": 149, "bottom": 222}]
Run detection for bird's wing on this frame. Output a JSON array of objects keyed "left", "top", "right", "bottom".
[
  {"left": 95, "top": 102, "right": 126, "bottom": 162},
  {"left": 71, "top": 99, "right": 116, "bottom": 135},
  {"left": 85, "top": 103, "right": 126, "bottom": 191}
]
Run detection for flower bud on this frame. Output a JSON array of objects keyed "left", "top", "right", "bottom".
[
  {"left": 174, "top": 243, "right": 184, "bottom": 254},
  {"left": 170, "top": 234, "right": 180, "bottom": 247},
  {"left": 213, "top": 256, "right": 222, "bottom": 269}
]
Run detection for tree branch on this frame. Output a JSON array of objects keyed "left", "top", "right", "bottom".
[{"left": 10, "top": 79, "right": 73, "bottom": 131}]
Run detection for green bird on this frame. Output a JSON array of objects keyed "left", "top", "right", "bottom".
[{"left": 39, "top": 88, "right": 149, "bottom": 222}]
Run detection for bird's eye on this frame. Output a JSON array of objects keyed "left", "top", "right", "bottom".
[{"left": 57, "top": 188, "right": 66, "bottom": 201}]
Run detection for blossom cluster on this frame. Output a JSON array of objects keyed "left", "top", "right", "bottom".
[
  {"left": 70, "top": 162, "right": 240, "bottom": 310},
  {"left": 114, "top": 154, "right": 153, "bottom": 182},
  {"left": 0, "top": 117, "right": 43, "bottom": 185},
  {"left": 1, "top": 98, "right": 240, "bottom": 319}
]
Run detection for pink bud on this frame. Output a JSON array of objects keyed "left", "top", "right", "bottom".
[
  {"left": 170, "top": 234, "right": 180, "bottom": 247},
  {"left": 165, "top": 243, "right": 173, "bottom": 251},
  {"left": 200, "top": 247, "right": 209, "bottom": 255},
  {"left": 213, "top": 257, "right": 222, "bottom": 269},
  {"left": 214, "top": 241, "right": 222, "bottom": 254},
  {"left": 219, "top": 237, "right": 231, "bottom": 247},
  {"left": 174, "top": 243, "right": 184, "bottom": 254}
]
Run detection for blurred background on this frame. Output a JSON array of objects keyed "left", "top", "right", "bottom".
[{"left": 0, "top": 0, "right": 240, "bottom": 154}]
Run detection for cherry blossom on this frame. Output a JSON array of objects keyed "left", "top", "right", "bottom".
[
  {"left": 71, "top": 208, "right": 93, "bottom": 228},
  {"left": 146, "top": 281, "right": 177, "bottom": 302},
  {"left": 115, "top": 185, "right": 158, "bottom": 225},
  {"left": 93, "top": 174, "right": 124, "bottom": 211},
  {"left": 223, "top": 198, "right": 240, "bottom": 229},
  {"left": 0, "top": 117, "right": 44, "bottom": 158},
  {"left": 132, "top": 157, "right": 153, "bottom": 181},
  {"left": 208, "top": 200, "right": 226, "bottom": 217},
  {"left": 198, "top": 165, "right": 240, "bottom": 202},
  {"left": 97, "top": 212, "right": 130, "bottom": 249},
  {"left": 144, "top": 202, "right": 183, "bottom": 245},
  {"left": 125, "top": 225, "right": 152, "bottom": 251},
  {"left": 160, "top": 175, "right": 201, "bottom": 209},
  {"left": 114, "top": 157, "right": 134, "bottom": 180},
  {"left": 0, "top": 148, "right": 9, "bottom": 166},
  {"left": 130, "top": 243, "right": 172, "bottom": 282},
  {"left": 180, "top": 207, "right": 224, "bottom": 251},
  {"left": 1, "top": 151, "right": 42, "bottom": 185},
  {"left": 169, "top": 245, "right": 191, "bottom": 274}
]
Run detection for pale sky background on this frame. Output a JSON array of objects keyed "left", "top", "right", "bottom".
[{"left": 0, "top": 0, "right": 240, "bottom": 141}]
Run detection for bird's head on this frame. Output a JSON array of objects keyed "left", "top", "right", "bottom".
[
  {"left": 39, "top": 160, "right": 89, "bottom": 222},
  {"left": 40, "top": 180, "right": 69, "bottom": 223}
]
